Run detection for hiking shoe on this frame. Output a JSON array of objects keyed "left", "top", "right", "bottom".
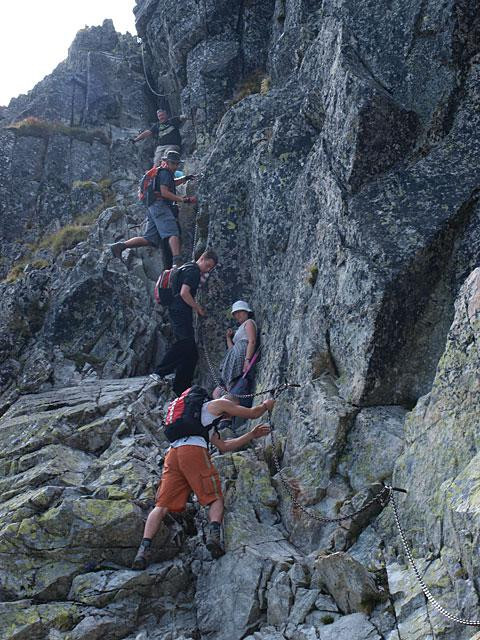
[
  {"left": 110, "top": 241, "right": 126, "bottom": 258},
  {"left": 206, "top": 522, "right": 225, "bottom": 559},
  {"left": 132, "top": 543, "right": 151, "bottom": 570}
]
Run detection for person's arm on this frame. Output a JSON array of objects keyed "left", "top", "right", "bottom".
[
  {"left": 243, "top": 320, "right": 257, "bottom": 372},
  {"left": 210, "top": 423, "right": 271, "bottom": 453},
  {"left": 132, "top": 129, "right": 153, "bottom": 143},
  {"left": 174, "top": 174, "right": 197, "bottom": 186},
  {"left": 207, "top": 397, "right": 275, "bottom": 419},
  {"left": 226, "top": 327, "right": 234, "bottom": 349},
  {"left": 160, "top": 185, "right": 187, "bottom": 203},
  {"left": 180, "top": 284, "right": 206, "bottom": 316}
]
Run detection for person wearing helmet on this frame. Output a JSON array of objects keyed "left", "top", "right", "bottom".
[{"left": 213, "top": 300, "right": 258, "bottom": 403}]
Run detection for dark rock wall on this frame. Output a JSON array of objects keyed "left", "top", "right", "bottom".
[{"left": 0, "top": 20, "right": 154, "bottom": 275}]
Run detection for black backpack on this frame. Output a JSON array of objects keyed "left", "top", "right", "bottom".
[
  {"left": 164, "top": 386, "right": 220, "bottom": 443},
  {"left": 153, "top": 262, "right": 199, "bottom": 307}
]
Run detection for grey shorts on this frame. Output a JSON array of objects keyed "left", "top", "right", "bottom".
[{"left": 143, "top": 201, "right": 180, "bottom": 247}]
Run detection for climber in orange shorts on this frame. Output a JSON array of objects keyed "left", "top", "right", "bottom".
[{"left": 132, "top": 391, "right": 275, "bottom": 568}]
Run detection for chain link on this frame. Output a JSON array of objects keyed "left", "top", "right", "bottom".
[
  {"left": 140, "top": 42, "right": 173, "bottom": 98},
  {"left": 270, "top": 436, "right": 480, "bottom": 626},
  {"left": 268, "top": 421, "right": 392, "bottom": 523},
  {"left": 390, "top": 492, "right": 480, "bottom": 626},
  {"left": 191, "top": 208, "right": 199, "bottom": 261}
]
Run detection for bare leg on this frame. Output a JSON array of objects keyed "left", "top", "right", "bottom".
[
  {"left": 143, "top": 506, "right": 169, "bottom": 539},
  {"left": 124, "top": 237, "right": 151, "bottom": 249},
  {"left": 168, "top": 235, "right": 181, "bottom": 257},
  {"left": 133, "top": 505, "right": 169, "bottom": 569},
  {"left": 208, "top": 498, "right": 224, "bottom": 523}
]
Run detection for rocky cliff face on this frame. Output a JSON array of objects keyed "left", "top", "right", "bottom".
[{"left": 1, "top": 2, "right": 480, "bottom": 639}]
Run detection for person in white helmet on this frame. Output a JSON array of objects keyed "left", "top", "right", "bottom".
[{"left": 213, "top": 300, "right": 258, "bottom": 403}]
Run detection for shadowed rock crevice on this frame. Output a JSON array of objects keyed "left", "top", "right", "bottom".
[{"left": 363, "top": 187, "right": 480, "bottom": 406}]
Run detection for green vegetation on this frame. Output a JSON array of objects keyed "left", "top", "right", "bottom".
[
  {"left": 72, "top": 177, "right": 112, "bottom": 191},
  {"left": 230, "top": 70, "right": 269, "bottom": 106},
  {"left": 4, "top": 258, "right": 49, "bottom": 284},
  {"left": 308, "top": 264, "right": 319, "bottom": 286},
  {"left": 260, "top": 76, "right": 271, "bottom": 95},
  {"left": 2, "top": 167, "right": 116, "bottom": 284},
  {"left": 72, "top": 177, "right": 116, "bottom": 224},
  {"left": 321, "top": 615, "right": 335, "bottom": 625},
  {"left": 5, "top": 116, "right": 110, "bottom": 145},
  {"left": 37, "top": 225, "right": 90, "bottom": 256}
]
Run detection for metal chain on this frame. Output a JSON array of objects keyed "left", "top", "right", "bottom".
[
  {"left": 191, "top": 207, "right": 199, "bottom": 261},
  {"left": 140, "top": 41, "right": 173, "bottom": 97},
  {"left": 268, "top": 419, "right": 392, "bottom": 523},
  {"left": 390, "top": 491, "right": 480, "bottom": 626}
]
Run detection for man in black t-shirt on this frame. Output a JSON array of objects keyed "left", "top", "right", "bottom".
[
  {"left": 152, "top": 249, "right": 218, "bottom": 396},
  {"left": 132, "top": 109, "right": 185, "bottom": 166},
  {"left": 109, "top": 150, "right": 197, "bottom": 267}
]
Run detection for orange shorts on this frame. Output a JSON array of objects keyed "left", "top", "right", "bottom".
[{"left": 155, "top": 445, "right": 223, "bottom": 512}]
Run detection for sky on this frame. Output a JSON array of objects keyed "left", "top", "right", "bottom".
[{"left": 0, "top": 1, "right": 137, "bottom": 106}]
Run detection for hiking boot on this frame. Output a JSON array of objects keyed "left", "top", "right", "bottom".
[
  {"left": 206, "top": 522, "right": 225, "bottom": 559},
  {"left": 110, "top": 241, "right": 126, "bottom": 258},
  {"left": 132, "top": 542, "right": 151, "bottom": 570}
]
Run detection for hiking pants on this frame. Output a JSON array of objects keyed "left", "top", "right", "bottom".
[{"left": 155, "top": 337, "right": 198, "bottom": 396}]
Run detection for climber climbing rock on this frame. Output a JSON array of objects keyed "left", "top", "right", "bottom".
[
  {"left": 150, "top": 250, "right": 218, "bottom": 396},
  {"left": 110, "top": 150, "right": 197, "bottom": 266},
  {"left": 131, "top": 108, "right": 185, "bottom": 166},
  {"left": 132, "top": 391, "right": 275, "bottom": 568}
]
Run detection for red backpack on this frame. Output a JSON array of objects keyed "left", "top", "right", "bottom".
[
  {"left": 154, "top": 268, "right": 175, "bottom": 306},
  {"left": 138, "top": 166, "right": 159, "bottom": 206},
  {"left": 164, "top": 386, "right": 219, "bottom": 443}
]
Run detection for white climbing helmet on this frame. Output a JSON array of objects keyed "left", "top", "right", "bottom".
[{"left": 231, "top": 300, "right": 252, "bottom": 314}]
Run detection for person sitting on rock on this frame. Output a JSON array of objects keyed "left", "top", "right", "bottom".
[
  {"left": 132, "top": 394, "right": 275, "bottom": 567},
  {"left": 110, "top": 150, "right": 196, "bottom": 267},
  {"left": 151, "top": 249, "right": 218, "bottom": 396},
  {"left": 132, "top": 108, "right": 185, "bottom": 166}
]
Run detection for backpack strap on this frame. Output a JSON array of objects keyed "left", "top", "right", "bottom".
[
  {"left": 171, "top": 262, "right": 200, "bottom": 296},
  {"left": 208, "top": 416, "right": 223, "bottom": 453}
]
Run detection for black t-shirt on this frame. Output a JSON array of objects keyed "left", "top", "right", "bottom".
[
  {"left": 150, "top": 119, "right": 182, "bottom": 147},
  {"left": 172, "top": 263, "right": 200, "bottom": 298},
  {"left": 170, "top": 263, "right": 200, "bottom": 310},
  {"left": 154, "top": 168, "right": 176, "bottom": 209}
]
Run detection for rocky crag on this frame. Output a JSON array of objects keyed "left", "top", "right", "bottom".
[{"left": 1, "top": 1, "right": 480, "bottom": 639}]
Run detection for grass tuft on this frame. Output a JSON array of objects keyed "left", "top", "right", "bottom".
[
  {"left": 307, "top": 264, "right": 319, "bottom": 286},
  {"left": 2, "top": 175, "right": 115, "bottom": 283},
  {"left": 37, "top": 225, "right": 90, "bottom": 256},
  {"left": 5, "top": 116, "right": 110, "bottom": 145},
  {"left": 230, "top": 70, "right": 269, "bottom": 106},
  {"left": 4, "top": 258, "right": 50, "bottom": 284}
]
